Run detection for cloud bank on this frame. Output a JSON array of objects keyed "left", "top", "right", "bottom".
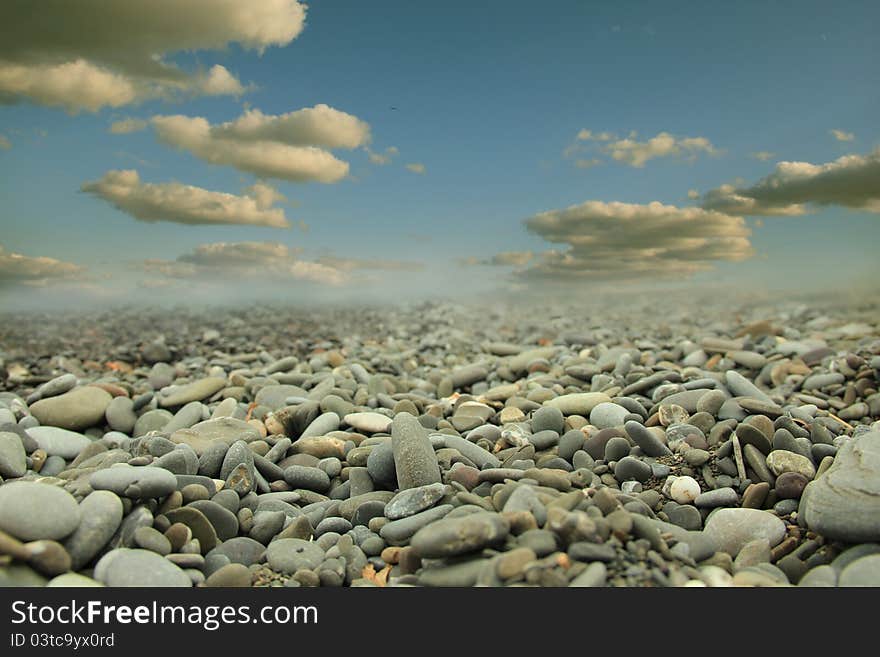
[{"left": 0, "top": 244, "right": 86, "bottom": 286}]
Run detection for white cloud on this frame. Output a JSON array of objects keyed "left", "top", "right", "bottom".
[
  {"left": 702, "top": 149, "right": 880, "bottom": 215},
  {"left": 0, "top": 59, "right": 136, "bottom": 113},
  {"left": 564, "top": 129, "right": 717, "bottom": 168},
  {"left": 150, "top": 112, "right": 355, "bottom": 183},
  {"left": 0, "top": 244, "right": 86, "bottom": 286},
  {"left": 486, "top": 251, "right": 534, "bottom": 267},
  {"left": 109, "top": 118, "right": 148, "bottom": 134},
  {"left": 750, "top": 151, "right": 775, "bottom": 161},
  {"left": 0, "top": 135, "right": 10, "bottom": 150},
  {"left": 830, "top": 129, "right": 855, "bottom": 142},
  {"left": 214, "top": 105, "right": 371, "bottom": 149},
  {"left": 406, "top": 163, "right": 426, "bottom": 174},
  {"left": 81, "top": 169, "right": 291, "bottom": 228},
  {"left": 605, "top": 132, "right": 719, "bottom": 167},
  {"left": 687, "top": 189, "right": 700, "bottom": 199},
  {"left": 199, "top": 65, "right": 246, "bottom": 96},
  {"left": 143, "top": 241, "right": 346, "bottom": 286},
  {"left": 516, "top": 200, "right": 753, "bottom": 281},
  {"left": 0, "top": 1, "right": 306, "bottom": 112}
]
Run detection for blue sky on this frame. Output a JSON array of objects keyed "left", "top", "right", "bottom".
[{"left": 1, "top": 1, "right": 878, "bottom": 305}]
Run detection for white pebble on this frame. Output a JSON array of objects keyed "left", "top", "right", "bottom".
[{"left": 669, "top": 475, "right": 701, "bottom": 504}]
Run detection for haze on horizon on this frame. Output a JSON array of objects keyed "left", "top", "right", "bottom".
[{"left": 1, "top": 1, "right": 878, "bottom": 310}]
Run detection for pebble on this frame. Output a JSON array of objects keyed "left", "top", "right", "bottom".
[
  {"left": 64, "top": 490, "right": 124, "bottom": 570},
  {"left": 90, "top": 465, "right": 178, "bottom": 499},
  {"left": 702, "top": 508, "right": 787, "bottom": 557},
  {"left": 669, "top": 476, "right": 701, "bottom": 504},
  {"left": 25, "top": 426, "right": 91, "bottom": 459},
  {"left": 0, "top": 431, "right": 27, "bottom": 478},
  {"left": 410, "top": 512, "right": 509, "bottom": 558},
  {"left": 766, "top": 450, "right": 816, "bottom": 479},
  {"left": 590, "top": 402, "right": 630, "bottom": 429},
  {"left": 265, "top": 538, "right": 325, "bottom": 573},
  {"left": 800, "top": 429, "right": 880, "bottom": 542},
  {"left": 159, "top": 377, "right": 227, "bottom": 408},
  {"left": 0, "top": 481, "right": 81, "bottom": 541},
  {"left": 544, "top": 393, "right": 612, "bottom": 416},
  {"left": 391, "top": 413, "right": 441, "bottom": 490},
  {"left": 384, "top": 482, "right": 448, "bottom": 520},
  {"left": 624, "top": 421, "right": 671, "bottom": 457},
  {"left": 29, "top": 386, "right": 112, "bottom": 431},
  {"left": 94, "top": 548, "right": 191, "bottom": 587}
]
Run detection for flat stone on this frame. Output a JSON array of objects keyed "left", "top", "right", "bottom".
[
  {"left": 163, "top": 507, "right": 218, "bottom": 553},
  {"left": 0, "top": 481, "right": 81, "bottom": 541},
  {"left": 703, "top": 508, "right": 786, "bottom": 557},
  {"left": 90, "top": 465, "right": 178, "bottom": 499},
  {"left": 380, "top": 504, "right": 454, "bottom": 545},
  {"left": 391, "top": 412, "right": 441, "bottom": 490},
  {"left": 29, "top": 386, "right": 112, "bottom": 431},
  {"left": 25, "top": 426, "right": 91, "bottom": 459},
  {"left": 46, "top": 573, "right": 104, "bottom": 587},
  {"left": 187, "top": 500, "right": 239, "bottom": 540},
  {"left": 725, "top": 370, "right": 774, "bottom": 405},
  {"left": 736, "top": 423, "right": 772, "bottom": 455},
  {"left": 615, "top": 456, "right": 652, "bottom": 483},
  {"left": 385, "top": 482, "right": 448, "bottom": 520},
  {"left": 839, "top": 555, "right": 880, "bottom": 587},
  {"left": 544, "top": 393, "right": 612, "bottom": 416},
  {"left": 205, "top": 563, "right": 252, "bottom": 587},
  {"left": 439, "top": 435, "right": 501, "bottom": 469},
  {"left": 531, "top": 406, "right": 565, "bottom": 434},
  {"left": 171, "top": 418, "right": 261, "bottom": 456},
  {"left": 694, "top": 487, "right": 740, "bottom": 508},
  {"left": 266, "top": 538, "right": 325, "bottom": 573},
  {"left": 64, "top": 490, "right": 124, "bottom": 570},
  {"left": 800, "top": 430, "right": 880, "bottom": 542},
  {"left": 625, "top": 421, "right": 671, "bottom": 457},
  {"left": 410, "top": 512, "right": 509, "bottom": 558},
  {"left": 159, "top": 377, "right": 226, "bottom": 408},
  {"left": 0, "top": 431, "right": 27, "bottom": 478},
  {"left": 590, "top": 402, "right": 630, "bottom": 429},
  {"left": 767, "top": 450, "right": 816, "bottom": 480},
  {"left": 94, "top": 548, "right": 191, "bottom": 587}
]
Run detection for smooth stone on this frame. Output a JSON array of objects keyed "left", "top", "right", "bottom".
[
  {"left": 589, "top": 402, "right": 630, "bottom": 429},
  {"left": 384, "top": 482, "right": 448, "bottom": 520},
  {"left": 205, "top": 563, "right": 252, "bottom": 587},
  {"left": 569, "top": 561, "right": 607, "bottom": 587},
  {"left": 694, "top": 487, "right": 739, "bottom": 508},
  {"left": 767, "top": 450, "right": 816, "bottom": 480},
  {"left": 284, "top": 465, "right": 331, "bottom": 493},
  {"left": 380, "top": 504, "right": 454, "bottom": 545},
  {"left": 204, "top": 537, "right": 265, "bottom": 572},
  {"left": 391, "top": 413, "right": 441, "bottom": 490},
  {"left": 29, "top": 386, "right": 112, "bottom": 431},
  {"left": 667, "top": 504, "right": 703, "bottom": 531},
  {"left": 299, "top": 411, "right": 341, "bottom": 439},
  {"left": 736, "top": 423, "right": 772, "bottom": 455},
  {"left": 0, "top": 431, "right": 27, "bottom": 478},
  {"left": 25, "top": 426, "right": 91, "bottom": 459},
  {"left": 839, "top": 555, "right": 880, "bottom": 587},
  {"left": 703, "top": 508, "right": 786, "bottom": 557},
  {"left": 46, "top": 573, "right": 104, "bottom": 587},
  {"left": 219, "top": 440, "right": 255, "bottom": 481},
  {"left": 266, "top": 538, "right": 325, "bottom": 573},
  {"left": 625, "top": 421, "right": 671, "bottom": 457},
  {"left": 90, "top": 465, "right": 178, "bottom": 499},
  {"left": 410, "top": 512, "right": 509, "bottom": 558},
  {"left": 255, "top": 385, "right": 307, "bottom": 411},
  {"left": 725, "top": 370, "right": 774, "bottom": 404},
  {"left": 798, "top": 564, "right": 838, "bottom": 587},
  {"left": 133, "top": 526, "right": 172, "bottom": 555},
  {"left": 800, "top": 430, "right": 880, "bottom": 542},
  {"left": 615, "top": 456, "right": 652, "bottom": 483},
  {"left": 0, "top": 481, "right": 81, "bottom": 541},
  {"left": 171, "top": 418, "right": 261, "bottom": 456},
  {"left": 344, "top": 412, "right": 392, "bottom": 434},
  {"left": 531, "top": 406, "right": 566, "bottom": 434},
  {"left": 187, "top": 500, "right": 239, "bottom": 540},
  {"left": 544, "top": 393, "right": 612, "bottom": 416},
  {"left": 64, "top": 490, "right": 124, "bottom": 570},
  {"left": 670, "top": 476, "right": 701, "bottom": 504},
  {"left": 105, "top": 396, "right": 137, "bottom": 434},
  {"left": 94, "top": 548, "right": 191, "bottom": 587},
  {"left": 163, "top": 507, "right": 218, "bottom": 553},
  {"left": 133, "top": 409, "right": 174, "bottom": 437},
  {"left": 417, "top": 559, "right": 486, "bottom": 587},
  {"left": 440, "top": 435, "right": 501, "bottom": 469},
  {"left": 163, "top": 401, "right": 205, "bottom": 433},
  {"left": 159, "top": 378, "right": 226, "bottom": 408}
]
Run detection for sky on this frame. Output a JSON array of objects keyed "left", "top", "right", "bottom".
[{"left": 1, "top": 0, "right": 878, "bottom": 308}]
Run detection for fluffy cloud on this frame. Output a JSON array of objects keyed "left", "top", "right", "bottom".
[
  {"left": 830, "top": 129, "right": 855, "bottom": 142},
  {"left": 315, "top": 256, "right": 424, "bottom": 272},
  {"left": 605, "top": 132, "right": 718, "bottom": 167},
  {"left": 701, "top": 149, "right": 880, "bottom": 215},
  {"left": 150, "top": 109, "right": 364, "bottom": 183},
  {"left": 81, "top": 170, "right": 291, "bottom": 228},
  {"left": 213, "top": 105, "right": 371, "bottom": 149},
  {"left": 515, "top": 200, "right": 753, "bottom": 281},
  {"left": 143, "top": 241, "right": 346, "bottom": 286},
  {"left": 0, "top": 244, "right": 86, "bottom": 286},
  {"left": 406, "top": 163, "right": 426, "bottom": 174},
  {"left": 564, "top": 129, "right": 718, "bottom": 168},
  {"left": 0, "top": 1, "right": 306, "bottom": 112},
  {"left": 485, "top": 251, "right": 534, "bottom": 267}
]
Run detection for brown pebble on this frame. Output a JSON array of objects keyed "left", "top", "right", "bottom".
[
  {"left": 158, "top": 490, "right": 183, "bottom": 515},
  {"left": 181, "top": 484, "right": 211, "bottom": 504},
  {"left": 741, "top": 481, "right": 770, "bottom": 509},
  {"left": 24, "top": 540, "right": 71, "bottom": 576},
  {"left": 164, "top": 523, "right": 192, "bottom": 553},
  {"left": 501, "top": 510, "right": 539, "bottom": 535},
  {"left": 205, "top": 563, "right": 252, "bottom": 588},
  {"left": 381, "top": 546, "right": 402, "bottom": 564},
  {"left": 770, "top": 536, "right": 798, "bottom": 562},
  {"left": 496, "top": 547, "right": 537, "bottom": 580}
]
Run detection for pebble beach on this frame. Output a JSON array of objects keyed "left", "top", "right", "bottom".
[{"left": 1, "top": 291, "right": 879, "bottom": 588}]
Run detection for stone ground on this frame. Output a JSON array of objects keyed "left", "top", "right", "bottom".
[{"left": 0, "top": 291, "right": 878, "bottom": 587}]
